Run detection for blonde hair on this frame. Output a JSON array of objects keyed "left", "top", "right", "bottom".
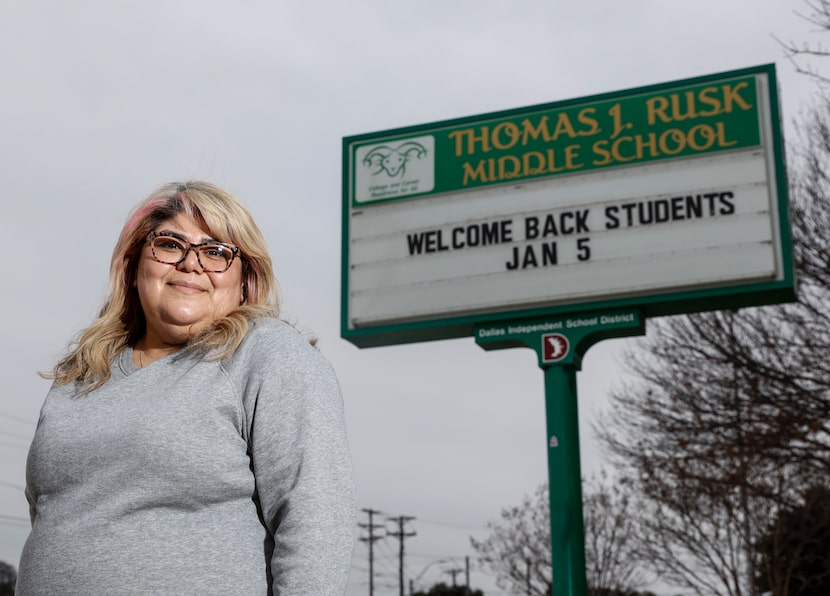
[{"left": 47, "top": 181, "right": 280, "bottom": 392}]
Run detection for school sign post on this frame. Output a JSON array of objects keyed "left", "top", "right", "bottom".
[{"left": 341, "top": 64, "right": 794, "bottom": 594}]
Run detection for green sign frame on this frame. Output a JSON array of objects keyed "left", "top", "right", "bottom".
[{"left": 341, "top": 64, "right": 794, "bottom": 348}]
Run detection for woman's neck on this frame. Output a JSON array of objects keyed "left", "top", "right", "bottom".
[{"left": 133, "top": 338, "right": 183, "bottom": 368}]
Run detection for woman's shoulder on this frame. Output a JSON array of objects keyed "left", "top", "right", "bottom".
[
  {"left": 245, "top": 318, "right": 315, "bottom": 347},
  {"left": 230, "top": 318, "right": 326, "bottom": 368},
  {"left": 221, "top": 318, "right": 338, "bottom": 401}
]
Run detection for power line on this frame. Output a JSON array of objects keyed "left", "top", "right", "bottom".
[
  {"left": 373, "top": 539, "right": 401, "bottom": 576},
  {"left": 415, "top": 517, "right": 487, "bottom": 531},
  {"left": 407, "top": 552, "right": 470, "bottom": 560},
  {"left": 0, "top": 411, "right": 35, "bottom": 426},
  {"left": 0, "top": 441, "right": 28, "bottom": 451},
  {"left": 0, "top": 513, "right": 29, "bottom": 526},
  {"left": 0, "top": 429, "right": 33, "bottom": 443},
  {"left": 0, "top": 480, "right": 25, "bottom": 492}
]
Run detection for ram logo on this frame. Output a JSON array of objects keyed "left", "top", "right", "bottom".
[
  {"left": 542, "top": 333, "right": 569, "bottom": 363},
  {"left": 362, "top": 142, "right": 428, "bottom": 179}
]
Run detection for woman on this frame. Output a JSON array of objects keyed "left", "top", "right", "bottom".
[{"left": 18, "top": 181, "right": 356, "bottom": 595}]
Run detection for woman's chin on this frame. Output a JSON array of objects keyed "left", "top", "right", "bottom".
[{"left": 158, "top": 314, "right": 214, "bottom": 341}]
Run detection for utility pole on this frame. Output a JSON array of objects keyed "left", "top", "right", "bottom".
[
  {"left": 387, "top": 515, "right": 416, "bottom": 596},
  {"left": 359, "top": 508, "right": 384, "bottom": 596},
  {"left": 465, "top": 556, "right": 471, "bottom": 595},
  {"left": 445, "top": 567, "right": 464, "bottom": 587}
]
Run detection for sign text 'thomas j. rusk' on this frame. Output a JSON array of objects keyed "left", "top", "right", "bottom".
[{"left": 351, "top": 75, "right": 759, "bottom": 205}]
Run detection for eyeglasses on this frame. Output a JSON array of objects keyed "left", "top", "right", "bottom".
[{"left": 147, "top": 231, "right": 240, "bottom": 273}]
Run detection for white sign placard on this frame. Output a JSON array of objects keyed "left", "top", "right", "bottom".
[{"left": 347, "top": 149, "right": 779, "bottom": 327}]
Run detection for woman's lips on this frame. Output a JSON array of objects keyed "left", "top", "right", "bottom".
[{"left": 168, "top": 281, "right": 206, "bottom": 294}]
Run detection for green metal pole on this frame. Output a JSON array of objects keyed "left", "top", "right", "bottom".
[
  {"left": 474, "top": 308, "right": 643, "bottom": 594},
  {"left": 544, "top": 364, "right": 587, "bottom": 596}
]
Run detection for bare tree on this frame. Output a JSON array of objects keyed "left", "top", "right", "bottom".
[
  {"left": 471, "top": 484, "right": 552, "bottom": 596},
  {"left": 755, "top": 484, "right": 830, "bottom": 596},
  {"left": 598, "top": 312, "right": 777, "bottom": 596},
  {"left": 776, "top": 0, "right": 830, "bottom": 85},
  {"left": 596, "top": 96, "right": 830, "bottom": 595},
  {"left": 470, "top": 478, "right": 647, "bottom": 596},
  {"left": 583, "top": 472, "right": 649, "bottom": 595}
]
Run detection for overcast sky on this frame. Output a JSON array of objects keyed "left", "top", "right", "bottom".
[{"left": 0, "top": 1, "right": 822, "bottom": 594}]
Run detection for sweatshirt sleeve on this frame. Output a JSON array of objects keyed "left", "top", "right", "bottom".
[{"left": 241, "top": 324, "right": 356, "bottom": 595}]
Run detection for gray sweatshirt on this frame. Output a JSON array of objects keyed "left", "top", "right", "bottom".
[{"left": 18, "top": 319, "right": 356, "bottom": 595}]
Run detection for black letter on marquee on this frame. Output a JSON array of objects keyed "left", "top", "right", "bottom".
[
  {"left": 605, "top": 206, "right": 620, "bottom": 229},
  {"left": 525, "top": 216, "right": 540, "bottom": 240}
]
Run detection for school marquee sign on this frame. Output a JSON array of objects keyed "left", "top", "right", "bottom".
[{"left": 341, "top": 64, "right": 794, "bottom": 347}]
